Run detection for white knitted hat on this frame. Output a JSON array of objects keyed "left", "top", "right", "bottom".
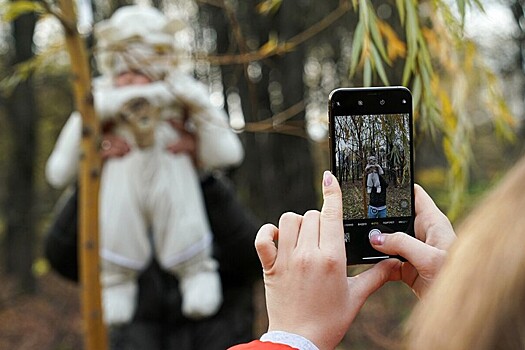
[{"left": 94, "top": 5, "right": 186, "bottom": 79}]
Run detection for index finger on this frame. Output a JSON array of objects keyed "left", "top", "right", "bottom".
[
  {"left": 414, "top": 184, "right": 441, "bottom": 220},
  {"left": 414, "top": 184, "right": 456, "bottom": 250},
  {"left": 319, "top": 171, "right": 345, "bottom": 253}
]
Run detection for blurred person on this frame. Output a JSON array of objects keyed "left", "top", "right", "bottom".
[
  {"left": 404, "top": 154, "right": 525, "bottom": 350},
  {"left": 45, "top": 4, "right": 263, "bottom": 349},
  {"left": 46, "top": 5, "right": 243, "bottom": 325}
]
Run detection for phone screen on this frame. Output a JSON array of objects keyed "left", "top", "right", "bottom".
[{"left": 329, "top": 87, "right": 415, "bottom": 265}]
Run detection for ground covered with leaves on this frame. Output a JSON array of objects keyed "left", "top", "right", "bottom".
[
  {"left": 0, "top": 268, "right": 416, "bottom": 350},
  {"left": 340, "top": 180, "right": 412, "bottom": 219},
  {"left": 0, "top": 272, "right": 83, "bottom": 350}
]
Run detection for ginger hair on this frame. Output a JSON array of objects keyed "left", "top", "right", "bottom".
[{"left": 406, "top": 155, "right": 525, "bottom": 350}]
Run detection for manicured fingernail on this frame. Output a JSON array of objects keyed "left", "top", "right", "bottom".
[
  {"left": 323, "top": 171, "right": 333, "bottom": 187},
  {"left": 370, "top": 233, "right": 386, "bottom": 245}
]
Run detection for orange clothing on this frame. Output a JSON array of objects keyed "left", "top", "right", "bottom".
[{"left": 229, "top": 340, "right": 298, "bottom": 350}]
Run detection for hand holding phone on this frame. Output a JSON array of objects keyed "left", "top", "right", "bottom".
[{"left": 328, "top": 87, "right": 416, "bottom": 265}]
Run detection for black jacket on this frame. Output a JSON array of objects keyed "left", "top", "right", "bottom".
[{"left": 368, "top": 174, "right": 388, "bottom": 208}]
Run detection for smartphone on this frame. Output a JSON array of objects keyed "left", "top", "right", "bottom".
[{"left": 328, "top": 87, "right": 415, "bottom": 265}]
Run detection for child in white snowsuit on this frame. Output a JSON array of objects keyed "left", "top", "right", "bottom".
[
  {"left": 365, "top": 155, "right": 384, "bottom": 193},
  {"left": 45, "top": 5, "right": 243, "bottom": 325}
]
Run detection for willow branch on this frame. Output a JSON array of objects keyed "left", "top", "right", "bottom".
[
  {"left": 241, "top": 100, "right": 307, "bottom": 138},
  {"left": 193, "top": 0, "right": 352, "bottom": 65},
  {"left": 244, "top": 122, "right": 308, "bottom": 138}
]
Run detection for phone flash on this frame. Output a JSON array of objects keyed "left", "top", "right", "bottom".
[
  {"left": 358, "top": 100, "right": 363, "bottom": 106},
  {"left": 402, "top": 99, "right": 407, "bottom": 104}
]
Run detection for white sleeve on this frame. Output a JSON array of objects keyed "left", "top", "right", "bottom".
[
  {"left": 193, "top": 106, "right": 244, "bottom": 171},
  {"left": 260, "top": 331, "right": 319, "bottom": 350},
  {"left": 45, "top": 112, "right": 82, "bottom": 189}
]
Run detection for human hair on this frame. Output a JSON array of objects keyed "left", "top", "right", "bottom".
[{"left": 405, "top": 154, "right": 525, "bottom": 350}]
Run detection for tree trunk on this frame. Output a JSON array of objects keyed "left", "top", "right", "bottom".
[
  {"left": 4, "top": 7, "right": 37, "bottom": 293},
  {"left": 58, "top": 0, "right": 107, "bottom": 348},
  {"left": 268, "top": 0, "right": 317, "bottom": 217}
]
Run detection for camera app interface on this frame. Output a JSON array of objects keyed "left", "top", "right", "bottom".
[{"left": 333, "top": 112, "right": 414, "bottom": 245}]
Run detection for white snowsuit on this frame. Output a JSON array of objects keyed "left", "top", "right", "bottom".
[
  {"left": 45, "top": 73, "right": 244, "bottom": 324},
  {"left": 365, "top": 162, "right": 384, "bottom": 194}
]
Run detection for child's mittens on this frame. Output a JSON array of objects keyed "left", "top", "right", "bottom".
[
  {"left": 179, "top": 269, "right": 223, "bottom": 319},
  {"left": 102, "top": 280, "right": 138, "bottom": 325}
]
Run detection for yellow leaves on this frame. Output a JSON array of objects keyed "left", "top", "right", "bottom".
[
  {"left": 484, "top": 71, "right": 517, "bottom": 143},
  {"left": 425, "top": 17, "right": 517, "bottom": 220},
  {"left": 492, "top": 99, "right": 516, "bottom": 142},
  {"left": 256, "top": 0, "right": 282, "bottom": 16},
  {"left": 462, "top": 42, "right": 477, "bottom": 73},
  {"left": 439, "top": 90, "right": 456, "bottom": 130},
  {"left": 421, "top": 27, "right": 454, "bottom": 71},
  {"left": 2, "top": 0, "right": 46, "bottom": 22},
  {"left": 0, "top": 58, "right": 38, "bottom": 97},
  {"left": 258, "top": 32, "right": 280, "bottom": 56},
  {"left": 377, "top": 20, "right": 406, "bottom": 61},
  {"left": 1, "top": 42, "right": 68, "bottom": 98},
  {"left": 437, "top": 84, "right": 469, "bottom": 219}
]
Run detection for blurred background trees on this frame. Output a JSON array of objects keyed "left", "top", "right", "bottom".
[{"left": 0, "top": 0, "right": 524, "bottom": 349}]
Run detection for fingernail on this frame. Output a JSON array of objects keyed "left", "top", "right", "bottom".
[
  {"left": 323, "top": 171, "right": 332, "bottom": 187},
  {"left": 370, "top": 233, "right": 386, "bottom": 245}
]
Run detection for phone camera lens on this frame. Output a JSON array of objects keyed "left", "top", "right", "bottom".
[
  {"left": 358, "top": 100, "right": 363, "bottom": 106},
  {"left": 380, "top": 99, "right": 385, "bottom": 105}
]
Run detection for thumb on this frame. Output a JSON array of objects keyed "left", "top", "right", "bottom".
[
  {"left": 348, "top": 258, "right": 400, "bottom": 300},
  {"left": 370, "top": 232, "right": 441, "bottom": 270},
  {"left": 254, "top": 223, "right": 279, "bottom": 272}
]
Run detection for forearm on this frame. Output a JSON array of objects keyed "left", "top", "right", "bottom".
[{"left": 45, "top": 112, "right": 82, "bottom": 189}]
